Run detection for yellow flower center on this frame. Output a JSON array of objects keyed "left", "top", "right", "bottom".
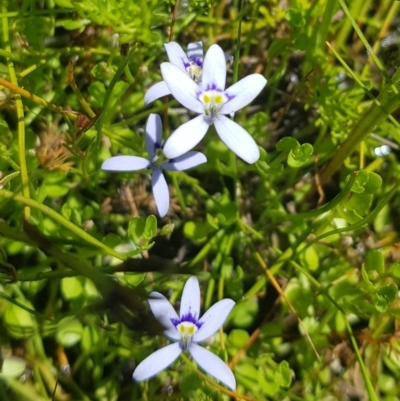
[
  {"left": 187, "top": 61, "right": 202, "bottom": 83},
  {"left": 200, "top": 91, "right": 226, "bottom": 120},
  {"left": 176, "top": 322, "right": 198, "bottom": 349}
]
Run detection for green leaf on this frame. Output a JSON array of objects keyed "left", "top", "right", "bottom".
[
  {"left": 235, "top": 363, "right": 259, "bottom": 382},
  {"left": 183, "top": 221, "right": 210, "bottom": 243},
  {"left": 288, "top": 143, "right": 313, "bottom": 167},
  {"left": 361, "top": 264, "right": 374, "bottom": 287},
  {"left": 71, "top": 208, "right": 82, "bottom": 227},
  {"left": 102, "top": 233, "right": 121, "bottom": 248},
  {"left": 56, "top": 317, "right": 83, "bottom": 347},
  {"left": 88, "top": 82, "right": 106, "bottom": 108},
  {"left": 160, "top": 223, "right": 174, "bottom": 236},
  {"left": 363, "top": 172, "right": 382, "bottom": 194},
  {"left": 61, "top": 277, "right": 84, "bottom": 300},
  {"left": 276, "top": 137, "right": 299, "bottom": 152},
  {"left": 278, "top": 360, "right": 292, "bottom": 387},
  {"left": 373, "top": 293, "right": 387, "bottom": 313},
  {"left": 285, "top": 8, "right": 305, "bottom": 29},
  {"left": 53, "top": 0, "right": 73, "bottom": 6},
  {"left": 256, "top": 160, "right": 271, "bottom": 176},
  {"left": 365, "top": 249, "right": 384, "bottom": 275},
  {"left": 351, "top": 171, "right": 382, "bottom": 194},
  {"left": 337, "top": 193, "right": 373, "bottom": 223},
  {"left": 390, "top": 261, "right": 400, "bottom": 278},
  {"left": 228, "top": 329, "right": 249, "bottom": 348},
  {"left": 221, "top": 256, "right": 234, "bottom": 279},
  {"left": 301, "top": 245, "right": 319, "bottom": 271},
  {"left": 206, "top": 213, "right": 219, "bottom": 230},
  {"left": 258, "top": 366, "right": 280, "bottom": 395},
  {"left": 128, "top": 217, "right": 146, "bottom": 243},
  {"left": 124, "top": 272, "right": 145, "bottom": 286},
  {"left": 1, "top": 357, "right": 26, "bottom": 378},
  {"left": 144, "top": 215, "right": 157, "bottom": 240},
  {"left": 267, "top": 38, "right": 290, "bottom": 58},
  {"left": 230, "top": 299, "right": 258, "bottom": 328},
  {"left": 92, "top": 61, "right": 118, "bottom": 80},
  {"left": 351, "top": 170, "right": 369, "bottom": 193},
  {"left": 62, "top": 19, "right": 91, "bottom": 31},
  {"left": 4, "top": 299, "right": 34, "bottom": 339},
  {"left": 218, "top": 202, "right": 238, "bottom": 226},
  {"left": 378, "top": 284, "right": 398, "bottom": 303},
  {"left": 61, "top": 203, "right": 72, "bottom": 220}
]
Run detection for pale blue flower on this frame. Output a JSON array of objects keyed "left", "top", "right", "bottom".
[
  {"left": 145, "top": 41, "right": 204, "bottom": 105},
  {"left": 101, "top": 114, "right": 206, "bottom": 217},
  {"left": 161, "top": 44, "right": 267, "bottom": 164},
  {"left": 132, "top": 276, "right": 236, "bottom": 390}
]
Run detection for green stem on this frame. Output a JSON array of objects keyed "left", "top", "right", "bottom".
[
  {"left": 2, "top": 4, "right": 30, "bottom": 219},
  {"left": 0, "top": 189, "right": 127, "bottom": 260},
  {"left": 290, "top": 260, "right": 378, "bottom": 401},
  {"left": 320, "top": 66, "right": 400, "bottom": 184},
  {"left": 0, "top": 77, "right": 78, "bottom": 120},
  {"left": 303, "top": 179, "right": 400, "bottom": 251},
  {"left": 112, "top": 99, "right": 177, "bottom": 128},
  {"left": 0, "top": 376, "right": 48, "bottom": 401},
  {"left": 345, "top": 319, "right": 379, "bottom": 401},
  {"left": 326, "top": 42, "right": 400, "bottom": 131},
  {"left": 316, "top": 0, "right": 338, "bottom": 50},
  {"left": 171, "top": 173, "right": 187, "bottom": 217},
  {"left": 96, "top": 45, "right": 137, "bottom": 163},
  {"left": 232, "top": 0, "right": 245, "bottom": 84}
]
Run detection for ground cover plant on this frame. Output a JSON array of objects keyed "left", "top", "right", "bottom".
[{"left": 0, "top": 0, "right": 400, "bottom": 400}]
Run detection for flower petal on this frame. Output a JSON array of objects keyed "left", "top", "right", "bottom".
[
  {"left": 132, "top": 342, "right": 182, "bottom": 382},
  {"left": 161, "top": 63, "right": 203, "bottom": 114},
  {"left": 101, "top": 156, "right": 150, "bottom": 171},
  {"left": 145, "top": 114, "right": 162, "bottom": 158},
  {"left": 180, "top": 276, "right": 201, "bottom": 320},
  {"left": 202, "top": 44, "right": 226, "bottom": 91},
  {"left": 151, "top": 167, "right": 169, "bottom": 218},
  {"left": 165, "top": 42, "right": 189, "bottom": 72},
  {"left": 220, "top": 74, "right": 267, "bottom": 115},
  {"left": 187, "top": 41, "right": 203, "bottom": 61},
  {"left": 193, "top": 299, "right": 235, "bottom": 343},
  {"left": 162, "top": 151, "right": 207, "bottom": 171},
  {"left": 148, "top": 292, "right": 180, "bottom": 341},
  {"left": 214, "top": 115, "right": 260, "bottom": 164},
  {"left": 189, "top": 343, "right": 236, "bottom": 390},
  {"left": 162, "top": 115, "right": 209, "bottom": 160},
  {"left": 144, "top": 81, "right": 171, "bottom": 105}
]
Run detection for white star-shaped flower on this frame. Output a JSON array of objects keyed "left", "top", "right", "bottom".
[
  {"left": 160, "top": 44, "right": 267, "bottom": 164},
  {"left": 101, "top": 114, "right": 206, "bottom": 217},
  {"left": 132, "top": 276, "right": 236, "bottom": 390},
  {"left": 145, "top": 41, "right": 204, "bottom": 105}
]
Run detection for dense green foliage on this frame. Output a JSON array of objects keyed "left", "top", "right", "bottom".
[{"left": 1, "top": 0, "right": 400, "bottom": 400}]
